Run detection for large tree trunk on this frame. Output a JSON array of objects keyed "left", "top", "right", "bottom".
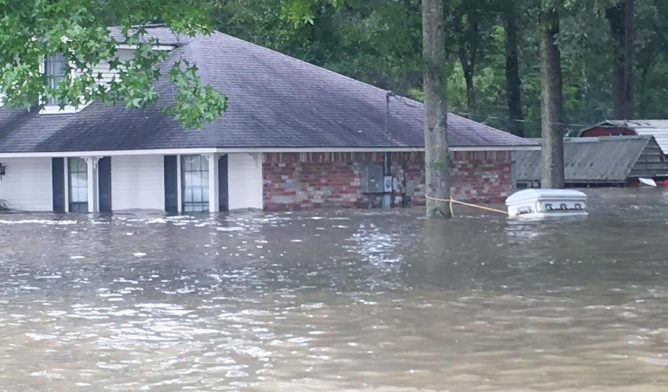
[
  {"left": 539, "top": 9, "right": 565, "bottom": 189},
  {"left": 503, "top": 3, "right": 524, "bottom": 136},
  {"left": 606, "top": 0, "right": 635, "bottom": 119},
  {"left": 422, "top": 0, "right": 450, "bottom": 218}
]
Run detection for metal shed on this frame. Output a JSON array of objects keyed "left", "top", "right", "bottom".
[{"left": 514, "top": 136, "right": 668, "bottom": 187}]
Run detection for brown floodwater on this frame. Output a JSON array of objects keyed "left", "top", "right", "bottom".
[{"left": 0, "top": 188, "right": 667, "bottom": 391}]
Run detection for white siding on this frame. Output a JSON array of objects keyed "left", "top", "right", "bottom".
[
  {"left": 228, "top": 153, "right": 263, "bottom": 210},
  {"left": 0, "top": 158, "right": 52, "bottom": 211},
  {"left": 111, "top": 155, "right": 165, "bottom": 211},
  {"left": 72, "top": 49, "right": 135, "bottom": 87}
]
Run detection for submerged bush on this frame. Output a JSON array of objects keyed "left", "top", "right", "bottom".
[{"left": 0, "top": 199, "right": 7, "bottom": 211}]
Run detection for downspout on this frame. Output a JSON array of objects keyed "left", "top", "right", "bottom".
[{"left": 383, "top": 91, "right": 395, "bottom": 209}]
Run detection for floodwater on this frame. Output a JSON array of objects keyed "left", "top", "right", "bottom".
[{"left": 0, "top": 189, "right": 668, "bottom": 391}]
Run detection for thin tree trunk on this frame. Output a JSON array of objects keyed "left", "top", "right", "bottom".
[
  {"left": 606, "top": 0, "right": 634, "bottom": 119},
  {"left": 454, "top": 14, "right": 479, "bottom": 119},
  {"left": 422, "top": 0, "right": 450, "bottom": 218},
  {"left": 539, "top": 9, "right": 565, "bottom": 189},
  {"left": 503, "top": 3, "right": 524, "bottom": 136},
  {"left": 463, "top": 69, "right": 476, "bottom": 118},
  {"left": 624, "top": 0, "right": 635, "bottom": 118}
]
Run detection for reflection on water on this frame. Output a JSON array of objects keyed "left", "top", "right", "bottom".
[{"left": 1, "top": 188, "right": 668, "bottom": 391}]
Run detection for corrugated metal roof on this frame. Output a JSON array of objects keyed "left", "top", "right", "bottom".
[
  {"left": 514, "top": 136, "right": 655, "bottom": 184},
  {"left": 583, "top": 120, "right": 668, "bottom": 155}
]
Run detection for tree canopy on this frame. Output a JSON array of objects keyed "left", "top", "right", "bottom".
[
  {"left": 0, "top": 0, "right": 226, "bottom": 128},
  {"left": 218, "top": 0, "right": 666, "bottom": 136},
  {"left": 2, "top": 0, "right": 667, "bottom": 135}
]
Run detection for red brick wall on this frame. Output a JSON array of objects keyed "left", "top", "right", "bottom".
[{"left": 262, "top": 151, "right": 512, "bottom": 211}]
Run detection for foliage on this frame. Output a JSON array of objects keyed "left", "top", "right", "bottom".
[
  {"left": 217, "top": 0, "right": 668, "bottom": 137},
  {"left": 4, "top": 0, "right": 668, "bottom": 136},
  {"left": 0, "top": 0, "right": 225, "bottom": 129}
]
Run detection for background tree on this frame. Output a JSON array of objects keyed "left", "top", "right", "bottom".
[
  {"left": 502, "top": 0, "right": 524, "bottom": 136},
  {"left": 606, "top": 0, "right": 635, "bottom": 119}
]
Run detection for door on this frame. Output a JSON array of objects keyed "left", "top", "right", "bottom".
[{"left": 68, "top": 157, "right": 88, "bottom": 213}]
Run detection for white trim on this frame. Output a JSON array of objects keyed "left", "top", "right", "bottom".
[
  {"left": 451, "top": 146, "right": 539, "bottom": 152},
  {"left": 0, "top": 145, "right": 538, "bottom": 159},
  {"left": 40, "top": 105, "right": 80, "bottom": 115},
  {"left": 116, "top": 44, "right": 176, "bottom": 51}
]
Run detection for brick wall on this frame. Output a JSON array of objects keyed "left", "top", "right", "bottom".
[{"left": 262, "top": 151, "right": 512, "bottom": 211}]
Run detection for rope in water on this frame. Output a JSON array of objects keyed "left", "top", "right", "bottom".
[{"left": 425, "top": 195, "right": 507, "bottom": 216}]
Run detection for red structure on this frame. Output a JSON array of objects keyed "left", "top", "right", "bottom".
[{"left": 580, "top": 126, "right": 636, "bottom": 137}]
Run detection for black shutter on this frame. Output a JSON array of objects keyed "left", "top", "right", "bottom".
[
  {"left": 51, "top": 158, "right": 65, "bottom": 212},
  {"left": 164, "top": 155, "right": 178, "bottom": 213},
  {"left": 98, "top": 157, "right": 112, "bottom": 212},
  {"left": 218, "top": 155, "right": 229, "bottom": 211}
]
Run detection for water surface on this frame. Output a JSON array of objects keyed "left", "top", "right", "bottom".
[{"left": 1, "top": 188, "right": 668, "bottom": 391}]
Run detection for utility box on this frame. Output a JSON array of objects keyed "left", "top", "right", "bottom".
[
  {"left": 360, "top": 164, "right": 385, "bottom": 193},
  {"left": 383, "top": 176, "right": 393, "bottom": 193}
]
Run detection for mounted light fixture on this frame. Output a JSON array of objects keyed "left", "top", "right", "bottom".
[{"left": 0, "top": 162, "right": 6, "bottom": 179}]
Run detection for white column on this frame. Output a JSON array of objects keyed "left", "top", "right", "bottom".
[
  {"left": 176, "top": 155, "right": 183, "bottom": 213},
  {"left": 63, "top": 158, "right": 70, "bottom": 212},
  {"left": 85, "top": 157, "right": 99, "bottom": 213},
  {"left": 208, "top": 153, "right": 219, "bottom": 213}
]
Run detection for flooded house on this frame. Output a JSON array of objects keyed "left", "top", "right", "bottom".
[{"left": 0, "top": 27, "right": 534, "bottom": 213}]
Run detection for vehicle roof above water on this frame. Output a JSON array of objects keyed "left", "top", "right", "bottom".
[{"left": 506, "top": 189, "right": 588, "bottom": 205}]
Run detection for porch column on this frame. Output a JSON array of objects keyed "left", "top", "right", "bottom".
[
  {"left": 85, "top": 157, "right": 99, "bottom": 213},
  {"left": 208, "top": 153, "right": 220, "bottom": 212},
  {"left": 176, "top": 155, "right": 183, "bottom": 213}
]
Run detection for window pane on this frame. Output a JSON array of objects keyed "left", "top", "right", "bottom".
[{"left": 182, "top": 155, "right": 210, "bottom": 212}]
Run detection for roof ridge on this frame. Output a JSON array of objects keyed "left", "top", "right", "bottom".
[{"left": 207, "top": 31, "right": 424, "bottom": 106}]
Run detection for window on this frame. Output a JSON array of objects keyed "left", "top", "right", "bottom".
[
  {"left": 68, "top": 157, "right": 88, "bottom": 213},
  {"left": 182, "top": 155, "right": 209, "bottom": 212},
  {"left": 45, "top": 53, "right": 67, "bottom": 106}
]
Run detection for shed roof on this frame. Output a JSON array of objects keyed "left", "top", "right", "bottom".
[
  {"left": 0, "top": 27, "right": 533, "bottom": 154},
  {"left": 581, "top": 120, "right": 668, "bottom": 155},
  {"left": 514, "top": 136, "right": 659, "bottom": 184}
]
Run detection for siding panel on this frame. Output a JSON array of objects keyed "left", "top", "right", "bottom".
[
  {"left": 0, "top": 158, "right": 53, "bottom": 211},
  {"left": 228, "top": 153, "right": 263, "bottom": 210},
  {"left": 111, "top": 155, "right": 165, "bottom": 211}
]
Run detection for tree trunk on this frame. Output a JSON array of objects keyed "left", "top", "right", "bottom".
[
  {"left": 453, "top": 13, "right": 479, "bottom": 119},
  {"left": 624, "top": 0, "right": 635, "bottom": 119},
  {"left": 422, "top": 0, "right": 451, "bottom": 218},
  {"left": 463, "top": 69, "right": 476, "bottom": 118},
  {"left": 503, "top": 3, "right": 524, "bottom": 136},
  {"left": 606, "top": 0, "right": 634, "bottom": 119},
  {"left": 539, "top": 9, "right": 565, "bottom": 189}
]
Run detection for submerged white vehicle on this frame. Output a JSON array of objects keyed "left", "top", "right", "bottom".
[{"left": 505, "top": 189, "right": 588, "bottom": 219}]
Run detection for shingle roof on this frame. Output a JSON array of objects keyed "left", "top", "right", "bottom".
[{"left": 0, "top": 28, "right": 533, "bottom": 154}]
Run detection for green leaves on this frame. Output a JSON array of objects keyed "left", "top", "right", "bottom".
[
  {"left": 167, "top": 61, "right": 227, "bottom": 130},
  {"left": 0, "top": 0, "right": 226, "bottom": 129}
]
